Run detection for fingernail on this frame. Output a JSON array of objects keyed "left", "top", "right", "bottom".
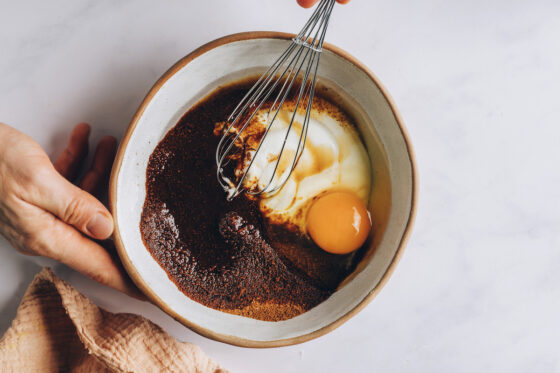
[{"left": 86, "top": 213, "right": 113, "bottom": 239}]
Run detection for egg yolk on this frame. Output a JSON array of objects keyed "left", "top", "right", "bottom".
[{"left": 306, "top": 192, "right": 371, "bottom": 255}]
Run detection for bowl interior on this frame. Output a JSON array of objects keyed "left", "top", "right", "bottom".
[{"left": 111, "top": 34, "right": 415, "bottom": 346}]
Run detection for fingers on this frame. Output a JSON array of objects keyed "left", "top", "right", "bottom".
[
  {"left": 54, "top": 123, "right": 90, "bottom": 181},
  {"left": 80, "top": 136, "right": 117, "bottom": 197},
  {"left": 297, "top": 0, "right": 316, "bottom": 7},
  {"left": 297, "top": 0, "right": 350, "bottom": 8},
  {"left": 32, "top": 167, "right": 114, "bottom": 239},
  {"left": 34, "top": 125, "right": 117, "bottom": 239},
  {"left": 54, "top": 124, "right": 117, "bottom": 198},
  {"left": 297, "top": 0, "right": 319, "bottom": 8}
]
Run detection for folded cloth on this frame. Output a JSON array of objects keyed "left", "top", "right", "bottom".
[{"left": 0, "top": 268, "right": 226, "bottom": 373}]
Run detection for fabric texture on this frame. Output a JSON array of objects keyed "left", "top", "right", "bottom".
[{"left": 0, "top": 268, "right": 226, "bottom": 373}]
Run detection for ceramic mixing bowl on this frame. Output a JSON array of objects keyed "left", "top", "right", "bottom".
[{"left": 109, "top": 32, "right": 417, "bottom": 347}]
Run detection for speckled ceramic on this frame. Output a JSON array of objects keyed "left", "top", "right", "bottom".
[{"left": 109, "top": 32, "right": 417, "bottom": 347}]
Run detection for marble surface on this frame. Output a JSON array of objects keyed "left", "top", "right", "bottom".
[{"left": 1, "top": 0, "right": 560, "bottom": 371}]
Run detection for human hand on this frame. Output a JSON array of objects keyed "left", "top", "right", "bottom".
[
  {"left": 0, "top": 123, "right": 141, "bottom": 298},
  {"left": 297, "top": 0, "right": 350, "bottom": 8}
]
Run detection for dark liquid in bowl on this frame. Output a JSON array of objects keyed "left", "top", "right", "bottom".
[{"left": 140, "top": 78, "right": 369, "bottom": 321}]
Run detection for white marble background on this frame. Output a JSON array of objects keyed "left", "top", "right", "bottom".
[{"left": 1, "top": 0, "right": 560, "bottom": 371}]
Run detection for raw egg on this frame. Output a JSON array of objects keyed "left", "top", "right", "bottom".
[
  {"left": 234, "top": 95, "right": 372, "bottom": 233},
  {"left": 306, "top": 191, "right": 371, "bottom": 254}
]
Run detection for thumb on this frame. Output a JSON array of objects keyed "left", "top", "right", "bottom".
[{"left": 31, "top": 166, "right": 114, "bottom": 239}]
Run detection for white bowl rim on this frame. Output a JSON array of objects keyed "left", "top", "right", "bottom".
[{"left": 109, "top": 31, "right": 417, "bottom": 348}]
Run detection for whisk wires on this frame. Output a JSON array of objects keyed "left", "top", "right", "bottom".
[{"left": 216, "top": 0, "right": 336, "bottom": 200}]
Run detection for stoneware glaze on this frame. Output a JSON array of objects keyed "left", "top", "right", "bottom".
[{"left": 109, "top": 32, "right": 417, "bottom": 347}]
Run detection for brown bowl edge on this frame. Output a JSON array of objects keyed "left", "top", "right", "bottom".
[{"left": 109, "top": 31, "right": 418, "bottom": 348}]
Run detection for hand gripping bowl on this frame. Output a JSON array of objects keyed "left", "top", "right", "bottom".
[{"left": 109, "top": 32, "right": 417, "bottom": 347}]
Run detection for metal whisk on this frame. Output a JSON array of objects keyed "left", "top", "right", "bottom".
[{"left": 216, "top": 0, "right": 337, "bottom": 200}]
